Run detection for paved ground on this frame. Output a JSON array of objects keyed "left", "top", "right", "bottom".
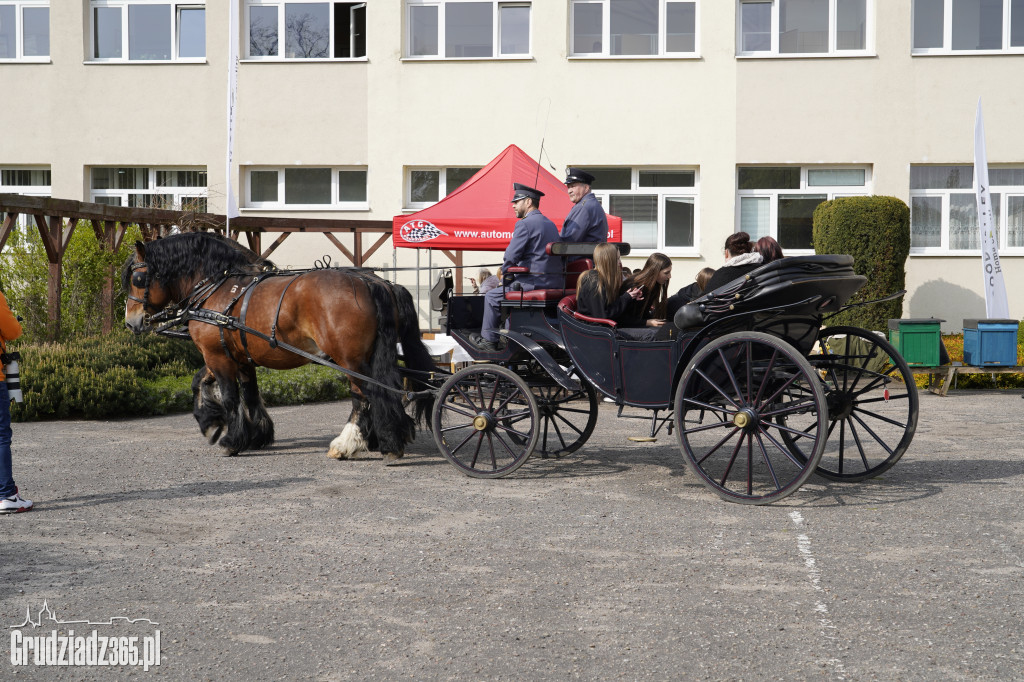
[{"left": 2, "top": 389, "right": 1023, "bottom": 680}]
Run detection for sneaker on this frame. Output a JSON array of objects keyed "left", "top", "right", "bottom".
[{"left": 0, "top": 493, "right": 33, "bottom": 514}]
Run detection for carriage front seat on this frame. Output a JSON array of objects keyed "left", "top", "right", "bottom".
[{"left": 503, "top": 255, "right": 594, "bottom": 303}]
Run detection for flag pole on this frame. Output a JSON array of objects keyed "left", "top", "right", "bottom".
[{"left": 226, "top": 2, "right": 240, "bottom": 235}]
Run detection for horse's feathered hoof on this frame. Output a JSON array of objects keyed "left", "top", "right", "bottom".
[
  {"left": 221, "top": 448, "right": 240, "bottom": 457},
  {"left": 382, "top": 453, "right": 403, "bottom": 466}
]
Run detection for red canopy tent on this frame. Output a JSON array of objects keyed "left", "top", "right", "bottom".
[{"left": 393, "top": 144, "right": 622, "bottom": 251}]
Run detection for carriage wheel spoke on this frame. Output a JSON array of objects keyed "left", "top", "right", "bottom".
[
  {"left": 850, "top": 411, "right": 896, "bottom": 457},
  {"left": 846, "top": 418, "right": 872, "bottom": 470},
  {"left": 718, "top": 435, "right": 745, "bottom": 487},
  {"left": 754, "top": 431, "right": 782, "bottom": 491},
  {"left": 694, "top": 367, "right": 742, "bottom": 411},
  {"left": 753, "top": 349, "right": 780, "bottom": 405},
  {"left": 695, "top": 427, "right": 741, "bottom": 465},
  {"left": 684, "top": 418, "right": 738, "bottom": 437},
  {"left": 717, "top": 347, "right": 746, "bottom": 405},
  {"left": 757, "top": 421, "right": 810, "bottom": 468},
  {"left": 447, "top": 427, "right": 480, "bottom": 455},
  {"left": 852, "top": 406, "right": 908, "bottom": 430}
]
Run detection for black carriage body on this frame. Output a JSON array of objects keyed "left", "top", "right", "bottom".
[{"left": 432, "top": 249, "right": 918, "bottom": 503}]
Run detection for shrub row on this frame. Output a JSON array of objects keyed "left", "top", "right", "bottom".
[{"left": 9, "top": 330, "right": 349, "bottom": 422}]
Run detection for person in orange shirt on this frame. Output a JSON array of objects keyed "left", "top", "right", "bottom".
[{"left": 0, "top": 289, "right": 31, "bottom": 513}]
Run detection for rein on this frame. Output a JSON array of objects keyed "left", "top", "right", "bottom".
[{"left": 132, "top": 266, "right": 430, "bottom": 400}]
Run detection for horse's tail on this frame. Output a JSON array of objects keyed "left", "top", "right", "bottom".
[
  {"left": 361, "top": 275, "right": 414, "bottom": 455},
  {"left": 390, "top": 281, "right": 437, "bottom": 426}
]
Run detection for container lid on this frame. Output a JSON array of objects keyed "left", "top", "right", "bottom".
[
  {"left": 888, "top": 318, "right": 945, "bottom": 329},
  {"left": 963, "top": 318, "right": 1018, "bottom": 328}
]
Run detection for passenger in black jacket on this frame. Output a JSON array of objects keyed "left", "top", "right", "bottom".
[
  {"left": 704, "top": 231, "right": 764, "bottom": 292},
  {"left": 666, "top": 267, "right": 716, "bottom": 320},
  {"left": 576, "top": 243, "right": 640, "bottom": 321}
]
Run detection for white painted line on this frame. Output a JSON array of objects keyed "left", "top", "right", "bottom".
[{"left": 791, "top": 511, "right": 848, "bottom": 679}]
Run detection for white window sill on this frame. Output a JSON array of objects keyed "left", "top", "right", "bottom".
[
  {"left": 736, "top": 52, "right": 876, "bottom": 59},
  {"left": 0, "top": 58, "right": 51, "bottom": 64},
  {"left": 628, "top": 248, "right": 703, "bottom": 258},
  {"left": 568, "top": 54, "right": 701, "bottom": 60},
  {"left": 911, "top": 249, "right": 1023, "bottom": 256},
  {"left": 911, "top": 49, "right": 1024, "bottom": 57},
  {"left": 401, "top": 55, "right": 532, "bottom": 62},
  {"left": 85, "top": 59, "right": 208, "bottom": 65},
  {"left": 240, "top": 57, "right": 368, "bottom": 63},
  {"left": 241, "top": 205, "right": 369, "bottom": 212}
]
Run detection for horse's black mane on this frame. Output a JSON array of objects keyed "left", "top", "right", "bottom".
[{"left": 121, "top": 232, "right": 276, "bottom": 291}]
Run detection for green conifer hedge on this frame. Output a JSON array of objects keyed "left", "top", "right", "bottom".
[{"left": 812, "top": 195, "right": 911, "bottom": 331}]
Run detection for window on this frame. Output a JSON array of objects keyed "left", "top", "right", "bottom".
[
  {"left": 570, "top": 0, "right": 697, "bottom": 56},
  {"left": 246, "top": 167, "right": 368, "bottom": 208},
  {"left": 90, "top": 166, "right": 208, "bottom": 211},
  {"left": 0, "top": 1, "right": 49, "bottom": 60},
  {"left": 246, "top": 1, "right": 366, "bottom": 59},
  {"left": 910, "top": 165, "right": 1024, "bottom": 253},
  {"left": 1, "top": 166, "right": 50, "bottom": 237},
  {"left": 406, "top": 1, "right": 531, "bottom": 58},
  {"left": 913, "top": 0, "right": 1024, "bottom": 53},
  {"left": 90, "top": 2, "right": 205, "bottom": 61},
  {"left": 737, "top": 166, "right": 870, "bottom": 252},
  {"left": 738, "top": 0, "right": 871, "bottom": 56},
  {"left": 405, "top": 167, "right": 481, "bottom": 207},
  {"left": 571, "top": 167, "right": 698, "bottom": 253}
]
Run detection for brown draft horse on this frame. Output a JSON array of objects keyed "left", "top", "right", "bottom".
[{"left": 122, "top": 232, "right": 435, "bottom": 462}]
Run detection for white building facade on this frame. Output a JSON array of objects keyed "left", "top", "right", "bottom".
[{"left": 2, "top": 1, "right": 1024, "bottom": 329}]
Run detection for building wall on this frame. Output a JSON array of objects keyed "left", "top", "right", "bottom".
[{"left": 2, "top": 2, "right": 1022, "bottom": 330}]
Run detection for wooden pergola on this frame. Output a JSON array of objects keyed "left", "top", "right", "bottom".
[{"left": 0, "top": 194, "right": 468, "bottom": 339}]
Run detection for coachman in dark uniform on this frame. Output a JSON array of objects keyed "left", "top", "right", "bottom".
[
  {"left": 471, "top": 183, "right": 561, "bottom": 351},
  {"left": 560, "top": 168, "right": 609, "bottom": 244}
]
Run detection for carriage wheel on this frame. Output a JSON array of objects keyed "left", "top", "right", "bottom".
[
  {"left": 783, "top": 326, "right": 919, "bottom": 482},
  {"left": 531, "top": 377, "right": 598, "bottom": 459},
  {"left": 432, "top": 364, "right": 539, "bottom": 478},
  {"left": 673, "top": 332, "right": 828, "bottom": 505}
]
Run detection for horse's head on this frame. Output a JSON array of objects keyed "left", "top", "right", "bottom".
[{"left": 123, "top": 241, "right": 174, "bottom": 333}]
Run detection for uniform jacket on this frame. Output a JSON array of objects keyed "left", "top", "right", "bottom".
[
  {"left": 560, "top": 193, "right": 609, "bottom": 244},
  {"left": 502, "top": 209, "right": 563, "bottom": 290},
  {"left": 0, "top": 292, "right": 23, "bottom": 381}
]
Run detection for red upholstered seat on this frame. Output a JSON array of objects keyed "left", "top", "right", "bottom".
[
  {"left": 557, "top": 294, "right": 617, "bottom": 327},
  {"left": 503, "top": 257, "right": 594, "bottom": 303}
]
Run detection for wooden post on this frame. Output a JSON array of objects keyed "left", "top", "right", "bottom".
[
  {"left": 35, "top": 214, "right": 76, "bottom": 341},
  {"left": 93, "top": 219, "right": 128, "bottom": 333}
]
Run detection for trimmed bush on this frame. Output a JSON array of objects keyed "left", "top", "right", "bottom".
[
  {"left": 9, "top": 329, "right": 350, "bottom": 421},
  {"left": 812, "top": 196, "right": 910, "bottom": 331}
]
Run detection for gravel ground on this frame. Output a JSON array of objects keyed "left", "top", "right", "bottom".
[{"left": 2, "top": 389, "right": 1023, "bottom": 681}]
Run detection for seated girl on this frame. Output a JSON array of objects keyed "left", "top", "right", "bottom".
[
  {"left": 618, "top": 252, "right": 673, "bottom": 341},
  {"left": 576, "top": 243, "right": 642, "bottom": 323}
]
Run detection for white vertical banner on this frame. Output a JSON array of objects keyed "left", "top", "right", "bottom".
[
  {"left": 225, "top": 1, "right": 241, "bottom": 229},
  {"left": 973, "top": 99, "right": 1010, "bottom": 318}
]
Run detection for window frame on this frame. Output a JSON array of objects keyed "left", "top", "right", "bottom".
[
  {"left": 404, "top": 166, "right": 482, "bottom": 209},
  {"left": 88, "top": 1, "right": 206, "bottom": 63},
  {"left": 735, "top": 165, "right": 872, "bottom": 254},
  {"left": 0, "top": 0, "right": 50, "bottom": 62},
  {"left": 909, "top": 164, "right": 1024, "bottom": 255},
  {"left": 736, "top": 0, "right": 874, "bottom": 58},
  {"left": 244, "top": 1, "right": 368, "bottom": 61},
  {"left": 911, "top": 0, "right": 1024, "bottom": 55},
  {"left": 568, "top": 0, "right": 700, "bottom": 58},
  {"left": 244, "top": 166, "right": 369, "bottom": 210},
  {"left": 89, "top": 166, "right": 208, "bottom": 211},
  {"left": 404, "top": 0, "right": 534, "bottom": 60},
  {"left": 579, "top": 166, "right": 701, "bottom": 256}
]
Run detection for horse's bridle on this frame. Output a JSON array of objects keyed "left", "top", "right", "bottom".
[{"left": 126, "top": 261, "right": 152, "bottom": 308}]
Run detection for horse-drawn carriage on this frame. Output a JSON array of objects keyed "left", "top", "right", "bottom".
[
  {"left": 123, "top": 233, "right": 917, "bottom": 506},
  {"left": 429, "top": 243, "right": 918, "bottom": 505}
]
